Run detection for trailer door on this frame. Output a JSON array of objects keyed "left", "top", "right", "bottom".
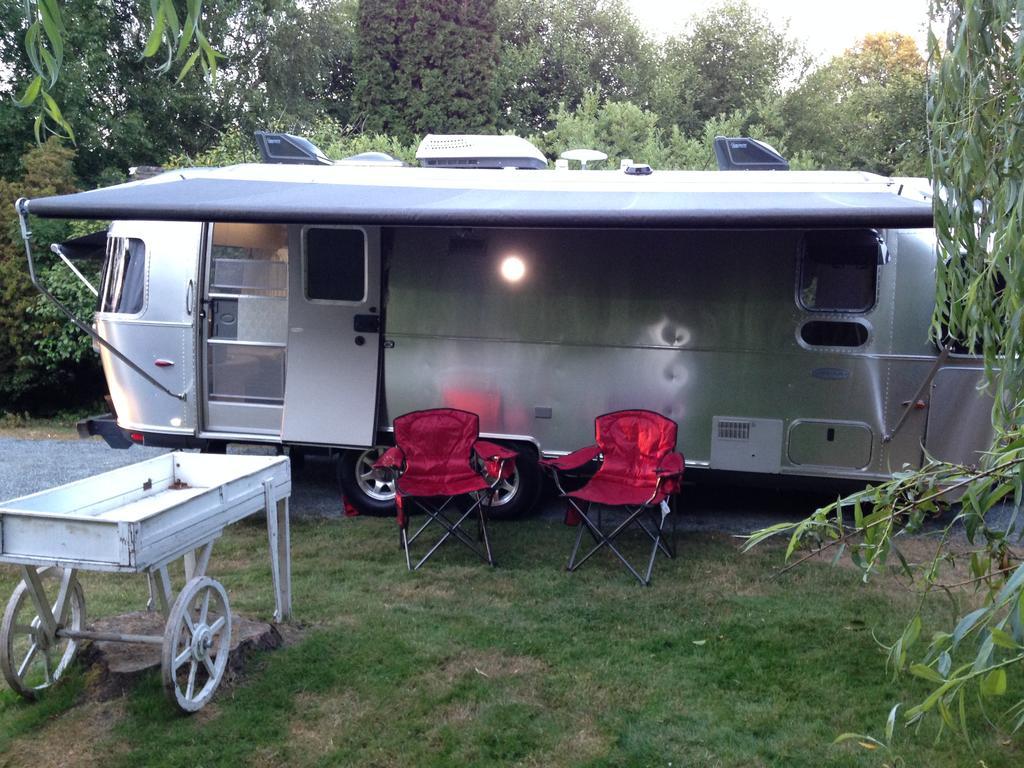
[{"left": 282, "top": 226, "right": 381, "bottom": 446}]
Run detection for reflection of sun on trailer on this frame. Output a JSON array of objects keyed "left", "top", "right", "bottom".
[{"left": 17, "top": 134, "right": 994, "bottom": 518}]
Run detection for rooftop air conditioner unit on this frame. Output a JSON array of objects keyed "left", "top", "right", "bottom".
[{"left": 415, "top": 134, "right": 548, "bottom": 170}]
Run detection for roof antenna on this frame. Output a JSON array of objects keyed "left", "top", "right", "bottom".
[{"left": 559, "top": 148, "right": 608, "bottom": 170}]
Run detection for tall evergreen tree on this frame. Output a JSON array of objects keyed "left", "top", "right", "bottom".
[{"left": 353, "top": 0, "right": 499, "bottom": 143}]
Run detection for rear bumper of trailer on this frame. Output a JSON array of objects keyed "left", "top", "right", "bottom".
[{"left": 77, "top": 412, "right": 133, "bottom": 449}]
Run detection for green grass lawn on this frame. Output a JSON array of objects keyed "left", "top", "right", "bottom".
[{"left": 0, "top": 515, "right": 1020, "bottom": 767}]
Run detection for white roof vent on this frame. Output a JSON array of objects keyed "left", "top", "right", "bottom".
[{"left": 416, "top": 134, "right": 548, "bottom": 170}]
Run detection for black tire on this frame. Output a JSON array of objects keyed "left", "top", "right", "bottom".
[
  {"left": 477, "top": 445, "right": 542, "bottom": 521},
  {"left": 337, "top": 446, "right": 398, "bottom": 516},
  {"left": 287, "top": 446, "right": 307, "bottom": 474},
  {"left": 337, "top": 443, "right": 543, "bottom": 520}
]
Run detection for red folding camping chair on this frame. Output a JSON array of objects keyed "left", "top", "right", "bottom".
[
  {"left": 540, "top": 410, "right": 684, "bottom": 585},
  {"left": 373, "top": 408, "right": 517, "bottom": 570}
]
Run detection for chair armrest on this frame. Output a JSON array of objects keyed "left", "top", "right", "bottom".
[
  {"left": 372, "top": 446, "right": 405, "bottom": 480},
  {"left": 538, "top": 444, "right": 601, "bottom": 472},
  {"left": 656, "top": 452, "right": 684, "bottom": 477},
  {"left": 473, "top": 440, "right": 517, "bottom": 480},
  {"left": 656, "top": 451, "right": 685, "bottom": 495},
  {"left": 473, "top": 440, "right": 517, "bottom": 461}
]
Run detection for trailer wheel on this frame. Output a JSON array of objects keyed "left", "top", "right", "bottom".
[
  {"left": 476, "top": 447, "right": 542, "bottom": 521},
  {"left": 338, "top": 444, "right": 542, "bottom": 519},
  {"left": 338, "top": 446, "right": 399, "bottom": 516}
]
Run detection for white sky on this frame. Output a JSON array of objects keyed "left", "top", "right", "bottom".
[{"left": 627, "top": 0, "right": 931, "bottom": 61}]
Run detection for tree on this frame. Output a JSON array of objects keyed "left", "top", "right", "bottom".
[
  {"left": 2, "top": 1, "right": 245, "bottom": 185},
  {"left": 655, "top": 0, "right": 807, "bottom": 135},
  {"left": 210, "top": 0, "right": 360, "bottom": 135},
  {"left": 0, "top": 139, "right": 103, "bottom": 413},
  {"left": 748, "top": 0, "right": 1024, "bottom": 745},
  {"left": 352, "top": 0, "right": 500, "bottom": 143},
  {"left": 3, "top": 1, "right": 361, "bottom": 186},
  {"left": 493, "top": 0, "right": 658, "bottom": 134},
  {"left": 12, "top": 0, "right": 221, "bottom": 143},
  {"left": 781, "top": 32, "right": 928, "bottom": 175}
]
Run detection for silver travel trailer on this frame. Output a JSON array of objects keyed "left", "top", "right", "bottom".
[{"left": 18, "top": 135, "right": 994, "bottom": 517}]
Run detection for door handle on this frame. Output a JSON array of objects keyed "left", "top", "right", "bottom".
[
  {"left": 353, "top": 314, "right": 381, "bottom": 333},
  {"left": 185, "top": 279, "right": 194, "bottom": 316}
]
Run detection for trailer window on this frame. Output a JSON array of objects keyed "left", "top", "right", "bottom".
[
  {"left": 800, "top": 320, "right": 869, "bottom": 348},
  {"left": 207, "top": 223, "right": 289, "bottom": 407},
  {"left": 798, "top": 230, "right": 879, "bottom": 313},
  {"left": 100, "top": 237, "right": 146, "bottom": 314},
  {"left": 210, "top": 223, "right": 288, "bottom": 296},
  {"left": 304, "top": 228, "right": 366, "bottom": 302}
]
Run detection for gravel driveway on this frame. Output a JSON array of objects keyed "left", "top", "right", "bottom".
[
  {"left": 0, "top": 436, "right": 824, "bottom": 535},
  {"left": 0, "top": 437, "right": 345, "bottom": 519},
  {"left": 1, "top": 436, "right": 1017, "bottom": 539}
]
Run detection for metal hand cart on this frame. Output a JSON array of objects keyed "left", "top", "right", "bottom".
[{"left": 0, "top": 452, "right": 291, "bottom": 712}]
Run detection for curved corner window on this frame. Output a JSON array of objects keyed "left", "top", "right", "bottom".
[
  {"left": 304, "top": 227, "right": 366, "bottom": 303},
  {"left": 798, "top": 229, "right": 880, "bottom": 313},
  {"left": 800, "top": 320, "right": 869, "bottom": 348},
  {"left": 100, "top": 237, "right": 146, "bottom": 314}
]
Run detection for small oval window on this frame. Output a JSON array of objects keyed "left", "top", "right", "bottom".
[{"left": 800, "top": 320, "right": 869, "bottom": 347}]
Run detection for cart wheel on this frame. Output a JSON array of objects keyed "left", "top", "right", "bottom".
[
  {"left": 161, "top": 576, "right": 232, "bottom": 713},
  {"left": 0, "top": 575, "right": 86, "bottom": 699}
]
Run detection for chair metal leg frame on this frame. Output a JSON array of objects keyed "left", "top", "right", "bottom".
[
  {"left": 565, "top": 498, "right": 674, "bottom": 585},
  {"left": 402, "top": 493, "right": 495, "bottom": 570},
  {"left": 634, "top": 503, "right": 677, "bottom": 560}
]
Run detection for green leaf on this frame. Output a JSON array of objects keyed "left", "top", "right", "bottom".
[
  {"left": 981, "top": 668, "right": 1007, "bottom": 697},
  {"left": 994, "top": 562, "right": 1024, "bottom": 607},
  {"left": 938, "top": 650, "right": 952, "bottom": 678},
  {"left": 885, "top": 703, "right": 900, "bottom": 742},
  {"left": 142, "top": 7, "right": 167, "bottom": 58},
  {"left": 952, "top": 607, "right": 988, "bottom": 646},
  {"left": 990, "top": 627, "right": 1019, "bottom": 649},
  {"left": 972, "top": 635, "right": 995, "bottom": 674},
  {"left": 910, "top": 663, "right": 945, "bottom": 683},
  {"left": 15, "top": 75, "right": 42, "bottom": 108},
  {"left": 175, "top": 49, "right": 202, "bottom": 83},
  {"left": 903, "top": 615, "right": 922, "bottom": 650}
]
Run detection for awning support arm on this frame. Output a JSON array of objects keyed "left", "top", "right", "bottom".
[
  {"left": 50, "top": 243, "right": 98, "bottom": 297},
  {"left": 16, "top": 198, "right": 187, "bottom": 402},
  {"left": 882, "top": 345, "right": 950, "bottom": 443}
]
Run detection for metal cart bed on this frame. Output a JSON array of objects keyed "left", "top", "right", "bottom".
[{"left": 0, "top": 451, "right": 291, "bottom": 712}]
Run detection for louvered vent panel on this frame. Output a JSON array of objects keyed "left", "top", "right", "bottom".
[{"left": 717, "top": 420, "right": 751, "bottom": 441}]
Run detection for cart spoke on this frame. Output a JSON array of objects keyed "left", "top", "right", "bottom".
[
  {"left": 186, "top": 660, "right": 198, "bottom": 700},
  {"left": 208, "top": 616, "right": 226, "bottom": 634},
  {"left": 57, "top": 596, "right": 73, "bottom": 625},
  {"left": 199, "top": 590, "right": 211, "bottom": 627},
  {"left": 41, "top": 648, "right": 52, "bottom": 683},
  {"left": 16, "top": 643, "right": 38, "bottom": 679},
  {"left": 202, "top": 655, "right": 217, "bottom": 678},
  {"left": 12, "top": 623, "right": 37, "bottom": 637},
  {"left": 174, "top": 647, "right": 191, "bottom": 671},
  {"left": 182, "top": 609, "right": 196, "bottom": 634}
]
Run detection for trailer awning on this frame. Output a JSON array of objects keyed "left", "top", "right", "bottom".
[{"left": 24, "top": 174, "right": 934, "bottom": 229}]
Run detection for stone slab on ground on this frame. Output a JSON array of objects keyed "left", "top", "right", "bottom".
[{"left": 78, "top": 610, "right": 282, "bottom": 701}]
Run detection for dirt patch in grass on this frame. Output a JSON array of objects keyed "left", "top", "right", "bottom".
[
  {"left": 283, "top": 690, "right": 369, "bottom": 765},
  {"left": 1, "top": 700, "right": 127, "bottom": 768},
  {"left": 439, "top": 649, "right": 548, "bottom": 683},
  {"left": 546, "top": 713, "right": 610, "bottom": 767}
]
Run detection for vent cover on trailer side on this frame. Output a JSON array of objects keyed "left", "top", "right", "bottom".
[{"left": 710, "top": 416, "right": 783, "bottom": 473}]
